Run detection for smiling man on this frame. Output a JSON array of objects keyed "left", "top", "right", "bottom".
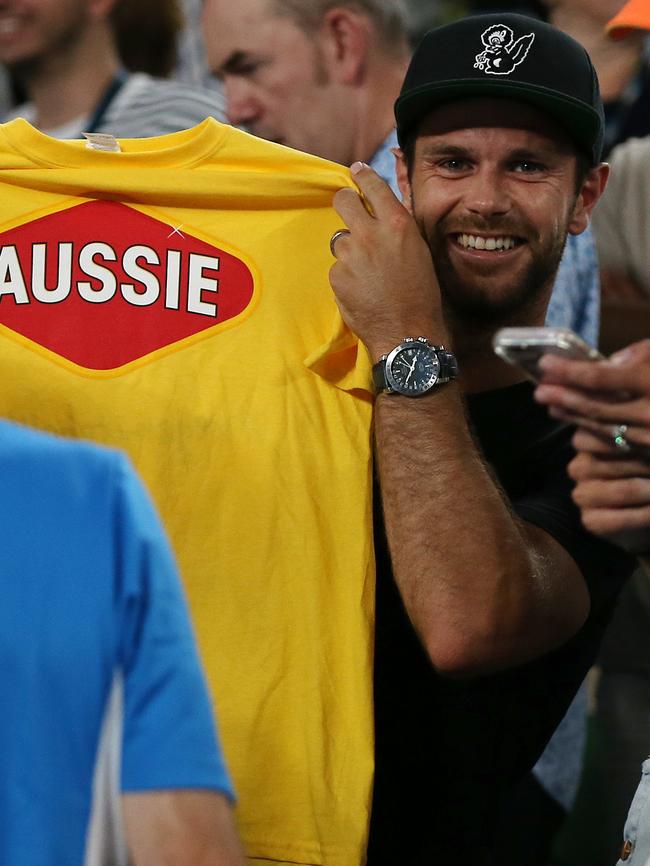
[{"left": 329, "top": 13, "right": 635, "bottom": 864}]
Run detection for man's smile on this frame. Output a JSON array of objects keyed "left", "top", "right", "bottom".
[{"left": 453, "top": 232, "right": 524, "bottom": 252}]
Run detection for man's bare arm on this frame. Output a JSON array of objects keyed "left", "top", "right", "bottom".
[
  {"left": 373, "top": 384, "right": 588, "bottom": 676},
  {"left": 330, "top": 163, "right": 590, "bottom": 676},
  {"left": 122, "top": 790, "right": 248, "bottom": 866}
]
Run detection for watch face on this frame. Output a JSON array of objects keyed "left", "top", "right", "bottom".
[{"left": 386, "top": 344, "right": 440, "bottom": 394}]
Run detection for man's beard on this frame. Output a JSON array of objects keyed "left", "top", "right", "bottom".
[{"left": 415, "top": 212, "right": 568, "bottom": 326}]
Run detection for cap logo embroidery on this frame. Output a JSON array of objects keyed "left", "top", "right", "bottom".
[{"left": 474, "top": 24, "right": 535, "bottom": 76}]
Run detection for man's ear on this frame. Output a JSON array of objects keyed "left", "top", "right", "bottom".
[
  {"left": 393, "top": 147, "right": 413, "bottom": 213},
  {"left": 568, "top": 162, "right": 609, "bottom": 236},
  {"left": 318, "top": 7, "right": 371, "bottom": 85}
]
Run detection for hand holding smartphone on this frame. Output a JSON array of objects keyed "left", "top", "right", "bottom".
[{"left": 492, "top": 327, "right": 604, "bottom": 383}]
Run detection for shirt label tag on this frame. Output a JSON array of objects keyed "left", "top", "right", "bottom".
[{"left": 83, "top": 133, "right": 121, "bottom": 153}]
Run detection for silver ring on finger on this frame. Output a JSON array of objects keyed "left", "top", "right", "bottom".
[
  {"left": 612, "top": 423, "right": 631, "bottom": 452},
  {"left": 329, "top": 229, "right": 350, "bottom": 257}
]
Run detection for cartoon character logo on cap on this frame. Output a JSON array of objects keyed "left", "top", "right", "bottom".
[{"left": 474, "top": 24, "right": 535, "bottom": 75}]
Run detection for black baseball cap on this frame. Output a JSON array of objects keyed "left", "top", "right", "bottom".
[{"left": 395, "top": 13, "right": 604, "bottom": 164}]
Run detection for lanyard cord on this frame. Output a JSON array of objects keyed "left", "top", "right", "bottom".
[{"left": 85, "top": 69, "right": 128, "bottom": 135}]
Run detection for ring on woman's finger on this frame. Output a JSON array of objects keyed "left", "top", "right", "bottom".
[
  {"left": 612, "top": 423, "right": 631, "bottom": 452},
  {"left": 329, "top": 229, "right": 351, "bottom": 257}
]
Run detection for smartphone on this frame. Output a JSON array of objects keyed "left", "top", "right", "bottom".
[{"left": 492, "top": 327, "right": 604, "bottom": 383}]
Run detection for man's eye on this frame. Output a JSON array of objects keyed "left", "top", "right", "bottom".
[
  {"left": 439, "top": 159, "right": 469, "bottom": 171},
  {"left": 234, "top": 63, "right": 260, "bottom": 76},
  {"left": 513, "top": 161, "right": 545, "bottom": 173},
  {"left": 227, "top": 58, "right": 265, "bottom": 77}
]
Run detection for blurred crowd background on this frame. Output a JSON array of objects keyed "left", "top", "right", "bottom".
[{"left": 0, "top": 0, "right": 548, "bottom": 107}]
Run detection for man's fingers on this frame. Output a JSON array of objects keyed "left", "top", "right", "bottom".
[
  {"left": 333, "top": 187, "right": 369, "bottom": 230},
  {"left": 579, "top": 505, "right": 650, "bottom": 543},
  {"left": 610, "top": 339, "right": 650, "bottom": 366},
  {"left": 546, "top": 406, "right": 620, "bottom": 441},
  {"left": 570, "top": 451, "right": 650, "bottom": 481},
  {"left": 571, "top": 426, "right": 650, "bottom": 460},
  {"left": 333, "top": 162, "right": 415, "bottom": 234},
  {"left": 536, "top": 383, "right": 649, "bottom": 427},
  {"left": 538, "top": 350, "right": 648, "bottom": 394},
  {"left": 572, "top": 428, "right": 621, "bottom": 454},
  {"left": 573, "top": 477, "right": 650, "bottom": 509},
  {"left": 537, "top": 356, "right": 624, "bottom": 391},
  {"left": 349, "top": 161, "right": 405, "bottom": 218}
]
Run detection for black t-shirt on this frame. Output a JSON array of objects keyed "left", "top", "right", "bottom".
[{"left": 366, "top": 382, "right": 634, "bottom": 866}]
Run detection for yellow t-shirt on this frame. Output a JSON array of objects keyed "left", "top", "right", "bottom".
[{"left": 0, "top": 118, "right": 375, "bottom": 866}]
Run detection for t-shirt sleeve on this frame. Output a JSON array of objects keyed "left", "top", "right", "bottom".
[
  {"left": 112, "top": 455, "right": 234, "bottom": 798},
  {"left": 304, "top": 308, "right": 374, "bottom": 395},
  {"left": 303, "top": 170, "right": 375, "bottom": 396}
]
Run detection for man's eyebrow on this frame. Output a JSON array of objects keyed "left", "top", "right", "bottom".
[
  {"left": 505, "top": 146, "right": 561, "bottom": 162},
  {"left": 217, "top": 51, "right": 250, "bottom": 77},
  {"left": 419, "top": 143, "right": 472, "bottom": 159}
]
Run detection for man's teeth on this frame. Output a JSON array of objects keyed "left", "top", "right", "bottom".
[{"left": 456, "top": 234, "right": 519, "bottom": 251}]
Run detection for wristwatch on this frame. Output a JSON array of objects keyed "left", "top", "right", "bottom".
[{"left": 372, "top": 336, "right": 458, "bottom": 396}]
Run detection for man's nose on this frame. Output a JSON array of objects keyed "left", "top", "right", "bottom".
[
  {"left": 463, "top": 167, "right": 511, "bottom": 218},
  {"left": 224, "top": 78, "right": 261, "bottom": 127}
]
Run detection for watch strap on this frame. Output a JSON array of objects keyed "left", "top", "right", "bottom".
[
  {"left": 372, "top": 360, "right": 389, "bottom": 392},
  {"left": 436, "top": 349, "right": 459, "bottom": 383}
]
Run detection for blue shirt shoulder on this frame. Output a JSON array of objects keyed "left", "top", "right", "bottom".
[{"left": 0, "top": 420, "right": 232, "bottom": 865}]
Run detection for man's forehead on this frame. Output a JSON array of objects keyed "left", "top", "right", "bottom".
[
  {"left": 204, "top": 0, "right": 275, "bottom": 25},
  {"left": 204, "top": 0, "right": 296, "bottom": 71},
  {"left": 203, "top": 0, "right": 270, "bottom": 71},
  {"left": 415, "top": 97, "right": 574, "bottom": 153}
]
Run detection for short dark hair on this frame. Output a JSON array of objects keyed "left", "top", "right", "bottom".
[
  {"left": 110, "top": 0, "right": 184, "bottom": 78},
  {"left": 272, "top": 0, "right": 410, "bottom": 57}
]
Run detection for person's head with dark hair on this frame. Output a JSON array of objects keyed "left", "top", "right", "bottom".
[
  {"left": 110, "top": 0, "right": 184, "bottom": 77},
  {"left": 202, "top": 0, "right": 410, "bottom": 166}
]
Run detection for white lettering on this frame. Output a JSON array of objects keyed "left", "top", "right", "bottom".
[
  {"left": 0, "top": 242, "right": 232, "bottom": 318},
  {"left": 121, "top": 245, "right": 161, "bottom": 307},
  {"left": 165, "top": 249, "right": 181, "bottom": 310},
  {"left": 0, "top": 245, "right": 28, "bottom": 304},
  {"left": 32, "top": 242, "right": 72, "bottom": 303},
  {"left": 187, "top": 254, "right": 219, "bottom": 317},
  {"left": 78, "top": 243, "right": 117, "bottom": 303}
]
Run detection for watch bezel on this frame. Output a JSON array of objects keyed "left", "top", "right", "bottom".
[{"left": 384, "top": 339, "right": 441, "bottom": 395}]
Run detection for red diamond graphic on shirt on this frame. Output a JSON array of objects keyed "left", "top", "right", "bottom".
[{"left": 0, "top": 200, "right": 256, "bottom": 371}]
